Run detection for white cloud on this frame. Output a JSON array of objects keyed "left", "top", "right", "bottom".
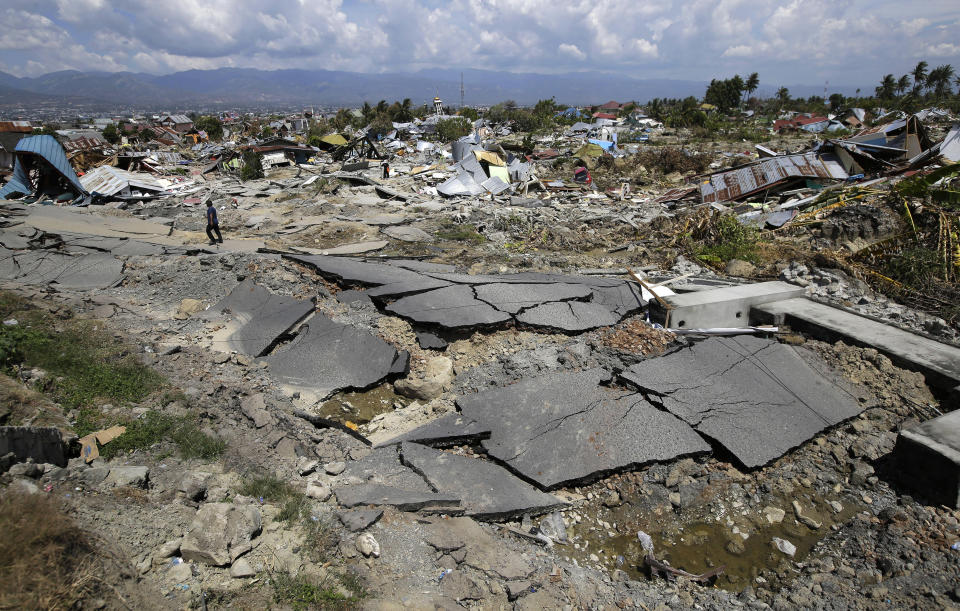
[
  {"left": 558, "top": 43, "right": 585, "bottom": 60},
  {"left": 0, "top": 0, "right": 957, "bottom": 88}
]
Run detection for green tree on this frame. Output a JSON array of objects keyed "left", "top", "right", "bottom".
[
  {"left": 459, "top": 107, "right": 479, "bottom": 121},
  {"left": 875, "top": 74, "right": 896, "bottom": 100},
  {"left": 896, "top": 75, "right": 911, "bottom": 98},
  {"left": 703, "top": 76, "right": 744, "bottom": 113},
  {"left": 331, "top": 109, "right": 353, "bottom": 131},
  {"left": 912, "top": 61, "right": 928, "bottom": 95},
  {"left": 435, "top": 117, "right": 471, "bottom": 142},
  {"left": 828, "top": 93, "right": 845, "bottom": 112},
  {"left": 744, "top": 72, "right": 759, "bottom": 104},
  {"left": 101, "top": 123, "right": 120, "bottom": 144},
  {"left": 194, "top": 115, "right": 223, "bottom": 141},
  {"left": 927, "top": 64, "right": 955, "bottom": 99},
  {"left": 139, "top": 128, "right": 156, "bottom": 141},
  {"left": 775, "top": 87, "right": 791, "bottom": 110},
  {"left": 367, "top": 114, "right": 394, "bottom": 139},
  {"left": 240, "top": 150, "right": 263, "bottom": 181}
]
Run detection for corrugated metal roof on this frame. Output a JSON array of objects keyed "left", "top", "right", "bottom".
[
  {"left": 163, "top": 114, "right": 192, "bottom": 124},
  {"left": 700, "top": 152, "right": 847, "bottom": 204},
  {"left": 0, "top": 135, "right": 86, "bottom": 199},
  {"left": 0, "top": 121, "right": 33, "bottom": 133},
  {"left": 80, "top": 165, "right": 165, "bottom": 197}
]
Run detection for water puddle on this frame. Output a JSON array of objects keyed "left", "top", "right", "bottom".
[
  {"left": 562, "top": 494, "right": 862, "bottom": 591},
  {"left": 318, "top": 384, "right": 407, "bottom": 425}
]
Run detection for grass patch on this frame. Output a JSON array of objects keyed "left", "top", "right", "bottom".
[
  {"left": 0, "top": 493, "right": 102, "bottom": 609},
  {"left": 87, "top": 410, "right": 225, "bottom": 461},
  {"left": 0, "top": 373, "right": 66, "bottom": 427},
  {"left": 436, "top": 224, "right": 486, "bottom": 244},
  {"left": 694, "top": 214, "right": 762, "bottom": 264},
  {"left": 0, "top": 293, "right": 162, "bottom": 414},
  {"left": 238, "top": 474, "right": 310, "bottom": 523},
  {"left": 883, "top": 247, "right": 942, "bottom": 290},
  {"left": 270, "top": 570, "right": 360, "bottom": 610}
]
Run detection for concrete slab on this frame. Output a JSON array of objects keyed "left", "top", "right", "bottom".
[
  {"left": 515, "top": 301, "right": 619, "bottom": 332},
  {"left": 474, "top": 282, "right": 593, "bottom": 314},
  {"left": 285, "top": 254, "right": 427, "bottom": 286},
  {"left": 650, "top": 281, "right": 806, "bottom": 329},
  {"left": 386, "top": 285, "right": 511, "bottom": 329},
  {"left": 400, "top": 442, "right": 566, "bottom": 519},
  {"left": 207, "top": 279, "right": 315, "bottom": 356},
  {"left": 893, "top": 410, "right": 960, "bottom": 508},
  {"left": 455, "top": 369, "right": 709, "bottom": 488},
  {"left": 753, "top": 297, "right": 960, "bottom": 394},
  {"left": 0, "top": 251, "right": 124, "bottom": 290},
  {"left": 265, "top": 312, "right": 409, "bottom": 401},
  {"left": 620, "top": 336, "right": 863, "bottom": 468},
  {"left": 314, "top": 240, "right": 388, "bottom": 255},
  {"left": 333, "top": 483, "right": 460, "bottom": 511}
]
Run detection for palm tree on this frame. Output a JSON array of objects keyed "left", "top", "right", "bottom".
[
  {"left": 896, "top": 75, "right": 911, "bottom": 98},
  {"left": 875, "top": 74, "right": 896, "bottom": 99},
  {"left": 743, "top": 72, "right": 759, "bottom": 105},
  {"left": 775, "top": 86, "right": 790, "bottom": 111},
  {"left": 912, "top": 61, "right": 928, "bottom": 95},
  {"left": 927, "top": 64, "right": 956, "bottom": 99}
]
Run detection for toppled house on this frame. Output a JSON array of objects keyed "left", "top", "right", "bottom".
[
  {"left": 828, "top": 115, "right": 932, "bottom": 172},
  {"left": 437, "top": 146, "right": 531, "bottom": 197},
  {"left": 0, "top": 135, "right": 87, "bottom": 201},
  {"left": 700, "top": 151, "right": 847, "bottom": 204},
  {"left": 159, "top": 114, "right": 194, "bottom": 133},
  {"left": 79, "top": 165, "right": 168, "bottom": 199},
  {"left": 246, "top": 137, "right": 317, "bottom": 167}
]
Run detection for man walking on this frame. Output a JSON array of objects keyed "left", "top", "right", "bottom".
[{"left": 206, "top": 200, "right": 223, "bottom": 245}]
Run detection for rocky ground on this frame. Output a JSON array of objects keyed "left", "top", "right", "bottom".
[{"left": 2, "top": 129, "right": 960, "bottom": 609}]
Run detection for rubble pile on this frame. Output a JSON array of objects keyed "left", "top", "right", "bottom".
[{"left": 0, "top": 99, "right": 959, "bottom": 609}]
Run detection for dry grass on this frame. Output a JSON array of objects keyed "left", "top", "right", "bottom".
[
  {"left": 0, "top": 492, "right": 102, "bottom": 610},
  {"left": 599, "top": 319, "right": 676, "bottom": 355},
  {"left": 0, "top": 373, "right": 68, "bottom": 428}
]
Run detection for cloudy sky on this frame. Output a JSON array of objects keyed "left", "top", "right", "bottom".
[{"left": 2, "top": 0, "right": 959, "bottom": 87}]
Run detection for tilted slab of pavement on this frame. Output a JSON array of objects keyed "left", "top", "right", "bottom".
[
  {"left": 287, "top": 254, "right": 645, "bottom": 332},
  {"left": 264, "top": 312, "right": 409, "bottom": 401},
  {"left": 620, "top": 335, "right": 864, "bottom": 469},
  {"left": 399, "top": 442, "right": 567, "bottom": 519},
  {"left": 454, "top": 368, "right": 710, "bottom": 488},
  {"left": 204, "top": 278, "right": 315, "bottom": 357}
]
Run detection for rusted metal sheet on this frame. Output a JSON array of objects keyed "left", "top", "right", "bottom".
[{"left": 700, "top": 153, "right": 847, "bottom": 204}]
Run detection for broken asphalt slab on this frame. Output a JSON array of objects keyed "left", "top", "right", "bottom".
[
  {"left": 204, "top": 279, "right": 314, "bottom": 356},
  {"left": 473, "top": 282, "right": 592, "bottom": 314},
  {"left": 619, "top": 336, "right": 864, "bottom": 469},
  {"left": 386, "top": 285, "right": 512, "bottom": 329},
  {"left": 265, "top": 311, "right": 409, "bottom": 401},
  {"left": 454, "top": 368, "right": 710, "bottom": 488},
  {"left": 515, "top": 300, "right": 619, "bottom": 331},
  {"left": 400, "top": 442, "right": 566, "bottom": 519},
  {"left": 285, "top": 253, "right": 427, "bottom": 286}
]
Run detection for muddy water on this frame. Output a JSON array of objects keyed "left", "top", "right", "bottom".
[
  {"left": 562, "top": 494, "right": 862, "bottom": 591},
  {"left": 318, "top": 384, "right": 407, "bottom": 425}
]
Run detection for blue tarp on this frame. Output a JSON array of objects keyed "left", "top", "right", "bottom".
[
  {"left": 587, "top": 138, "right": 616, "bottom": 152},
  {"left": 0, "top": 135, "right": 87, "bottom": 200}
]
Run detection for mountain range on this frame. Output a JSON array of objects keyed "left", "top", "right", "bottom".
[{"left": 0, "top": 67, "right": 868, "bottom": 111}]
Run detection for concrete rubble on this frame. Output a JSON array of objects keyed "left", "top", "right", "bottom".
[{"left": 0, "top": 94, "right": 959, "bottom": 609}]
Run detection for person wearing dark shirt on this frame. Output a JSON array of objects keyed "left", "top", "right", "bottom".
[{"left": 206, "top": 203, "right": 223, "bottom": 245}]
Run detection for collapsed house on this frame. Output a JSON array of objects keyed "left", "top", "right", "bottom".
[{"left": 0, "top": 135, "right": 87, "bottom": 201}]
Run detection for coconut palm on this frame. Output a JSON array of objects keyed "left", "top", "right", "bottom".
[
  {"left": 743, "top": 72, "right": 759, "bottom": 104},
  {"left": 896, "top": 75, "right": 911, "bottom": 98},
  {"left": 912, "top": 61, "right": 928, "bottom": 95},
  {"left": 875, "top": 74, "right": 896, "bottom": 99},
  {"left": 927, "top": 64, "right": 955, "bottom": 99}
]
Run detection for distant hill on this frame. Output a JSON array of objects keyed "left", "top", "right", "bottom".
[{"left": 0, "top": 68, "right": 869, "bottom": 110}]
